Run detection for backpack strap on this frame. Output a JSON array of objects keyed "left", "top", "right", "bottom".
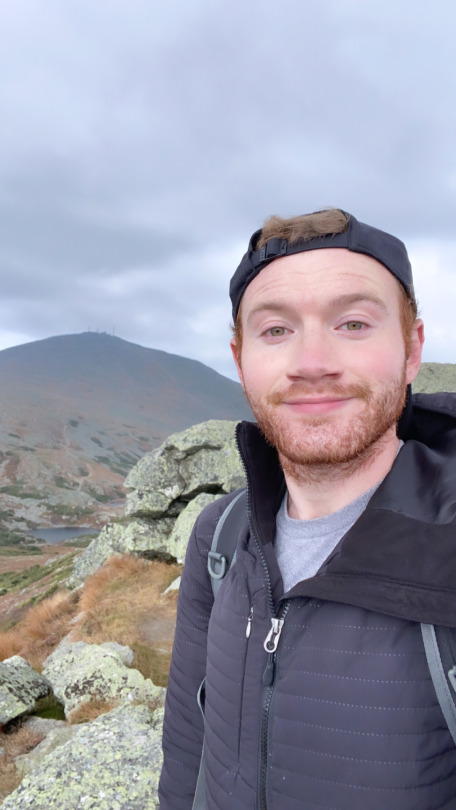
[
  {"left": 421, "top": 623, "right": 456, "bottom": 746},
  {"left": 192, "top": 490, "right": 248, "bottom": 810},
  {"left": 207, "top": 489, "right": 247, "bottom": 598}
]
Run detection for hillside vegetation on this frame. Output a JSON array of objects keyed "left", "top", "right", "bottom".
[{"left": 0, "top": 332, "right": 251, "bottom": 541}]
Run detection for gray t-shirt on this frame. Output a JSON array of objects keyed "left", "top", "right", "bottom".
[{"left": 275, "top": 483, "right": 379, "bottom": 593}]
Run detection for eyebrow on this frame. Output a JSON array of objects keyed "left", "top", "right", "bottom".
[
  {"left": 246, "top": 292, "right": 389, "bottom": 323},
  {"left": 327, "top": 293, "right": 389, "bottom": 313}
]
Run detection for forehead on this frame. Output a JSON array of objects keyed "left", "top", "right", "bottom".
[{"left": 240, "top": 247, "right": 402, "bottom": 316}]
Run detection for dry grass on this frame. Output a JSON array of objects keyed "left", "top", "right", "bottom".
[
  {"left": 0, "top": 553, "right": 181, "bottom": 805},
  {"left": 0, "top": 590, "right": 80, "bottom": 670},
  {"left": 0, "top": 724, "right": 44, "bottom": 802},
  {"left": 21, "top": 591, "right": 75, "bottom": 640},
  {"left": 67, "top": 698, "right": 119, "bottom": 725},
  {"left": 0, "top": 554, "right": 180, "bottom": 681},
  {"left": 72, "top": 555, "right": 180, "bottom": 685},
  {"left": 0, "top": 629, "right": 21, "bottom": 661},
  {"left": 0, "top": 590, "right": 79, "bottom": 668}
]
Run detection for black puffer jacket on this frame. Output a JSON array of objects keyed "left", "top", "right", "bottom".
[{"left": 159, "top": 393, "right": 456, "bottom": 810}]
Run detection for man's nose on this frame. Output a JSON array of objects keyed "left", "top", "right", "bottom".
[{"left": 286, "top": 327, "right": 342, "bottom": 381}]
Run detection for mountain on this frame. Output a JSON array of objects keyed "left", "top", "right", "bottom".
[{"left": 0, "top": 332, "right": 252, "bottom": 534}]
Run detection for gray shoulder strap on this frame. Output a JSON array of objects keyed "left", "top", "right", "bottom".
[
  {"left": 193, "top": 491, "right": 248, "bottom": 809},
  {"left": 207, "top": 489, "right": 247, "bottom": 598},
  {"left": 421, "top": 622, "right": 456, "bottom": 746}
]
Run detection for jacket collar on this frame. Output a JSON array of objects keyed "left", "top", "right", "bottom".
[{"left": 236, "top": 393, "right": 456, "bottom": 627}]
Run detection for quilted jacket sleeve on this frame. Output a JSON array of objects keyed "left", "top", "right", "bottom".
[{"left": 158, "top": 494, "right": 235, "bottom": 809}]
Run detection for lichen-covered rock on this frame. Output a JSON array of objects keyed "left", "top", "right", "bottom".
[
  {"left": 42, "top": 641, "right": 164, "bottom": 718},
  {"left": 125, "top": 419, "right": 244, "bottom": 517},
  {"left": 1, "top": 703, "right": 164, "bottom": 809},
  {"left": 67, "top": 516, "right": 175, "bottom": 588},
  {"left": 15, "top": 722, "right": 80, "bottom": 775},
  {"left": 99, "top": 641, "right": 134, "bottom": 666},
  {"left": 0, "top": 656, "right": 49, "bottom": 725},
  {"left": 68, "top": 419, "right": 245, "bottom": 587},
  {"left": 166, "top": 492, "right": 221, "bottom": 562}
]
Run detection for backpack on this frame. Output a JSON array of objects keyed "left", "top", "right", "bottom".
[{"left": 192, "top": 489, "right": 456, "bottom": 809}]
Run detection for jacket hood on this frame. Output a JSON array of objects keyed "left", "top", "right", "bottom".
[{"left": 237, "top": 392, "right": 456, "bottom": 627}]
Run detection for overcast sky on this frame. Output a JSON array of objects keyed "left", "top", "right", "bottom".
[{"left": 1, "top": 0, "right": 455, "bottom": 380}]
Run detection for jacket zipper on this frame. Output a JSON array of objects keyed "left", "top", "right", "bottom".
[
  {"left": 258, "top": 600, "right": 290, "bottom": 810},
  {"left": 236, "top": 429, "right": 290, "bottom": 810}
]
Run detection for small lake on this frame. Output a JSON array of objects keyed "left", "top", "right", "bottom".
[{"left": 31, "top": 527, "right": 99, "bottom": 545}]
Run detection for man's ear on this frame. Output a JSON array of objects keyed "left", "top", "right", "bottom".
[
  {"left": 406, "top": 319, "right": 425, "bottom": 384},
  {"left": 230, "top": 337, "right": 244, "bottom": 389}
]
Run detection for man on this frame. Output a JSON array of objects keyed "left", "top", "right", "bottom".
[{"left": 159, "top": 209, "right": 456, "bottom": 809}]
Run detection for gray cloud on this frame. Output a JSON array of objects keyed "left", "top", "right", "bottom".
[{"left": 0, "top": 0, "right": 455, "bottom": 379}]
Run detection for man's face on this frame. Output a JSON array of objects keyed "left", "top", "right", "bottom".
[{"left": 231, "top": 248, "right": 424, "bottom": 468}]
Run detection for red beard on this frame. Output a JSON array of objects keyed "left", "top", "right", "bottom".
[{"left": 245, "top": 373, "right": 407, "bottom": 469}]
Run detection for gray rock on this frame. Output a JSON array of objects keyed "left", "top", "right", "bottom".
[
  {"left": 15, "top": 723, "right": 80, "bottom": 775},
  {"left": 1, "top": 703, "right": 164, "bottom": 809},
  {"left": 68, "top": 419, "right": 245, "bottom": 586},
  {"left": 21, "top": 716, "right": 67, "bottom": 735},
  {"left": 0, "top": 656, "right": 50, "bottom": 725},
  {"left": 67, "top": 516, "right": 175, "bottom": 588},
  {"left": 100, "top": 642, "right": 134, "bottom": 666},
  {"left": 166, "top": 492, "right": 221, "bottom": 562},
  {"left": 125, "top": 419, "right": 244, "bottom": 517},
  {"left": 42, "top": 641, "right": 164, "bottom": 719},
  {"left": 163, "top": 576, "right": 181, "bottom": 594}
]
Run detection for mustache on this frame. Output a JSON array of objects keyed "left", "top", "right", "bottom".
[{"left": 266, "top": 382, "right": 372, "bottom": 406}]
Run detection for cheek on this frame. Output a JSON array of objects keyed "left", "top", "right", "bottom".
[
  {"left": 238, "top": 350, "right": 273, "bottom": 394},
  {"left": 361, "top": 340, "right": 407, "bottom": 380}
]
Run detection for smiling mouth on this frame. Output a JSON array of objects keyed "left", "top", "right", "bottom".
[{"left": 282, "top": 397, "right": 353, "bottom": 414}]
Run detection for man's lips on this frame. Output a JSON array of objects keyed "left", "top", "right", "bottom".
[{"left": 280, "top": 396, "right": 354, "bottom": 414}]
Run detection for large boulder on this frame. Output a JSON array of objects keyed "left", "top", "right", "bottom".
[
  {"left": 0, "top": 656, "right": 50, "bottom": 725},
  {"left": 68, "top": 419, "right": 245, "bottom": 586},
  {"left": 125, "top": 419, "right": 245, "bottom": 516},
  {"left": 1, "top": 703, "right": 164, "bottom": 809},
  {"left": 165, "top": 492, "right": 221, "bottom": 562},
  {"left": 42, "top": 640, "right": 164, "bottom": 719}
]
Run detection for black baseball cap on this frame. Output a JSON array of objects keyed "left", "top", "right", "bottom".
[{"left": 229, "top": 210, "right": 414, "bottom": 321}]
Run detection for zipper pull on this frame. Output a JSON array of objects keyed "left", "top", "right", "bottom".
[
  {"left": 263, "top": 617, "right": 284, "bottom": 653},
  {"left": 246, "top": 606, "right": 254, "bottom": 639}
]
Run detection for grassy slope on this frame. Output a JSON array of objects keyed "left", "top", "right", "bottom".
[{"left": 0, "top": 555, "right": 181, "bottom": 802}]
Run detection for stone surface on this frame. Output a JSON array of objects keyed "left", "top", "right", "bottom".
[
  {"left": 21, "top": 716, "right": 68, "bottom": 735},
  {"left": 68, "top": 516, "right": 175, "bottom": 588},
  {"left": 163, "top": 576, "right": 181, "bottom": 594},
  {"left": 125, "top": 419, "right": 244, "bottom": 517},
  {"left": 166, "top": 492, "right": 221, "bottom": 562},
  {"left": 0, "top": 656, "right": 50, "bottom": 725},
  {"left": 68, "top": 419, "right": 245, "bottom": 586},
  {"left": 1, "top": 703, "right": 164, "bottom": 809},
  {"left": 15, "top": 723, "right": 80, "bottom": 775},
  {"left": 42, "top": 641, "right": 164, "bottom": 718}
]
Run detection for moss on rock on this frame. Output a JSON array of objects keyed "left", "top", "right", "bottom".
[{"left": 1, "top": 704, "right": 164, "bottom": 809}]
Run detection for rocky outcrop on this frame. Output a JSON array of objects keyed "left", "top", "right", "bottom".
[
  {"left": 1, "top": 420, "right": 245, "bottom": 806},
  {"left": 69, "top": 419, "right": 245, "bottom": 587},
  {"left": 42, "top": 640, "right": 164, "bottom": 718},
  {"left": 14, "top": 718, "right": 79, "bottom": 776},
  {"left": 0, "top": 656, "right": 49, "bottom": 725},
  {"left": 1, "top": 703, "right": 164, "bottom": 809}
]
